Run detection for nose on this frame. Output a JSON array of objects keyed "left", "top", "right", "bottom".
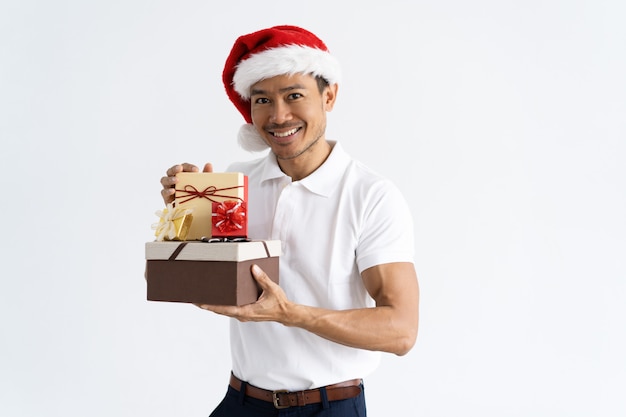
[{"left": 269, "top": 101, "right": 292, "bottom": 124}]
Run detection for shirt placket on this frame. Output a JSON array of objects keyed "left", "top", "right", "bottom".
[{"left": 271, "top": 181, "right": 297, "bottom": 241}]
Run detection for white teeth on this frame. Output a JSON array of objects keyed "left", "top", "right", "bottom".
[{"left": 273, "top": 128, "right": 299, "bottom": 138}]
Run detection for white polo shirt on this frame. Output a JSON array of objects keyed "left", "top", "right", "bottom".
[{"left": 226, "top": 141, "right": 415, "bottom": 391}]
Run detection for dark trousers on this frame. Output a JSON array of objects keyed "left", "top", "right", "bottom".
[{"left": 209, "top": 384, "right": 367, "bottom": 417}]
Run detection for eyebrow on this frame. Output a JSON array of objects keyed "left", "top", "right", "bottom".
[{"left": 250, "top": 84, "right": 307, "bottom": 96}]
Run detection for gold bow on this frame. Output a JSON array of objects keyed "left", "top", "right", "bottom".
[{"left": 151, "top": 203, "right": 194, "bottom": 241}]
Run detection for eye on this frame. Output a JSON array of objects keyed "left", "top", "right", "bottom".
[
  {"left": 287, "top": 92, "right": 303, "bottom": 100},
  {"left": 254, "top": 97, "right": 270, "bottom": 104}
]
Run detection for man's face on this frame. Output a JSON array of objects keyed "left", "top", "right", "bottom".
[{"left": 249, "top": 73, "right": 336, "bottom": 161}]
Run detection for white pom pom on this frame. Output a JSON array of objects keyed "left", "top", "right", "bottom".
[{"left": 237, "top": 124, "right": 270, "bottom": 152}]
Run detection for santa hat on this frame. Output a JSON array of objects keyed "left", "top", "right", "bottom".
[{"left": 222, "top": 25, "right": 342, "bottom": 152}]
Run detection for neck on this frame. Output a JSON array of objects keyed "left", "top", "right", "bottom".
[{"left": 277, "top": 140, "right": 333, "bottom": 181}]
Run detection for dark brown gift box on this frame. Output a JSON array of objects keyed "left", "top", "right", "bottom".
[{"left": 145, "top": 240, "right": 280, "bottom": 306}]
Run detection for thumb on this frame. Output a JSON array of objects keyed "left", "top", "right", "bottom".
[
  {"left": 202, "top": 163, "right": 213, "bottom": 173},
  {"left": 251, "top": 264, "right": 274, "bottom": 288}
]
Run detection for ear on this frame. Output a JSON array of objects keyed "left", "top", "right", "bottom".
[{"left": 323, "top": 83, "right": 339, "bottom": 112}]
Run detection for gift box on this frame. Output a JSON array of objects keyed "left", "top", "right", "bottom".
[
  {"left": 152, "top": 203, "right": 194, "bottom": 241},
  {"left": 174, "top": 172, "right": 248, "bottom": 240},
  {"left": 145, "top": 240, "right": 280, "bottom": 306}
]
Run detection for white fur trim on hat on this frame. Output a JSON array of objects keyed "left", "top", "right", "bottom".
[
  {"left": 233, "top": 44, "right": 341, "bottom": 99},
  {"left": 238, "top": 123, "right": 270, "bottom": 152}
]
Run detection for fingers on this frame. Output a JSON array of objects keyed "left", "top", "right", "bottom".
[
  {"left": 203, "top": 163, "right": 213, "bottom": 173},
  {"left": 164, "top": 163, "right": 200, "bottom": 177},
  {"left": 181, "top": 163, "right": 201, "bottom": 173},
  {"left": 159, "top": 163, "right": 206, "bottom": 205},
  {"left": 159, "top": 166, "right": 179, "bottom": 204},
  {"left": 160, "top": 186, "right": 176, "bottom": 204}
]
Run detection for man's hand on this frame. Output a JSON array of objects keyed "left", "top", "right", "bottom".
[
  {"left": 160, "top": 162, "right": 213, "bottom": 204},
  {"left": 196, "top": 264, "right": 291, "bottom": 322}
]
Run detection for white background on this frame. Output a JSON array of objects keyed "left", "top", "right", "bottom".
[{"left": 1, "top": 1, "right": 625, "bottom": 416}]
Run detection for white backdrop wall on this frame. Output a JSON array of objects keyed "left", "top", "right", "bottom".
[{"left": 1, "top": 1, "right": 625, "bottom": 416}]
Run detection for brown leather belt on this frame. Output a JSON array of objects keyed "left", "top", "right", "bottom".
[{"left": 229, "top": 373, "right": 362, "bottom": 409}]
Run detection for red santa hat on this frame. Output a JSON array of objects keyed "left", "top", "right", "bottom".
[{"left": 222, "top": 25, "right": 341, "bottom": 152}]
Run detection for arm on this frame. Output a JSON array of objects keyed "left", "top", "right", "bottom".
[{"left": 198, "top": 262, "right": 420, "bottom": 356}]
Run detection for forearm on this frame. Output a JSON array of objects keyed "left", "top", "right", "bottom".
[{"left": 284, "top": 303, "right": 418, "bottom": 356}]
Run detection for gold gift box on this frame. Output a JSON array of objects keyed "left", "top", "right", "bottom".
[{"left": 153, "top": 205, "right": 194, "bottom": 241}]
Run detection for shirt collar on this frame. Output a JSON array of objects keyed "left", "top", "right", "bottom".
[
  {"left": 258, "top": 141, "right": 349, "bottom": 198},
  {"left": 259, "top": 151, "right": 286, "bottom": 182}
]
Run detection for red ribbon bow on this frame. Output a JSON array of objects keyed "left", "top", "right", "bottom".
[{"left": 212, "top": 201, "right": 247, "bottom": 233}]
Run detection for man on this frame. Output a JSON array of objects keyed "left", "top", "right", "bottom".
[{"left": 160, "top": 25, "right": 419, "bottom": 416}]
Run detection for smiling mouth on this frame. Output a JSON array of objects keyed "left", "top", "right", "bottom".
[{"left": 271, "top": 127, "right": 301, "bottom": 138}]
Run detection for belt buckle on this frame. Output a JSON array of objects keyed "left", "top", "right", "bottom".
[{"left": 272, "top": 390, "right": 290, "bottom": 409}]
